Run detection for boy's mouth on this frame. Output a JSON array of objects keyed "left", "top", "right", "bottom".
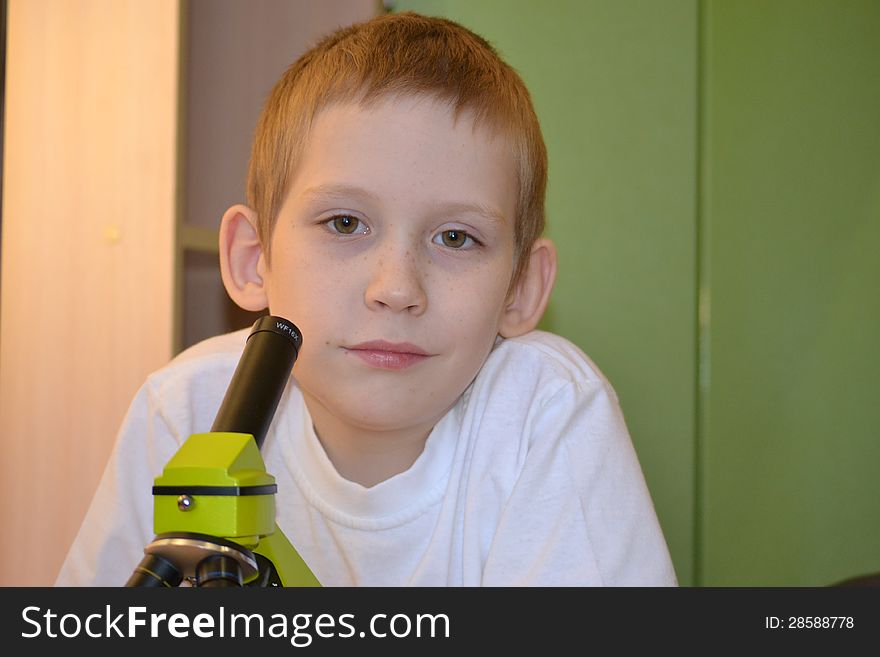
[{"left": 344, "top": 340, "right": 432, "bottom": 371}]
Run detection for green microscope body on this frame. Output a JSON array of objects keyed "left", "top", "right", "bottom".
[{"left": 125, "top": 316, "right": 320, "bottom": 588}]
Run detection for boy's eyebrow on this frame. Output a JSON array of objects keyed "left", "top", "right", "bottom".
[
  {"left": 299, "top": 183, "right": 506, "bottom": 224},
  {"left": 435, "top": 200, "right": 506, "bottom": 225},
  {"left": 300, "top": 183, "right": 381, "bottom": 204}
]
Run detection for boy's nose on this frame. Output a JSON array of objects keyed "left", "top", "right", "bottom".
[{"left": 363, "top": 246, "right": 427, "bottom": 315}]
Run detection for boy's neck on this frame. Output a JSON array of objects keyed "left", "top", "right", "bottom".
[{"left": 302, "top": 393, "right": 435, "bottom": 488}]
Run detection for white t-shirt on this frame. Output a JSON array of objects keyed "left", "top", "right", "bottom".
[{"left": 56, "top": 329, "right": 677, "bottom": 586}]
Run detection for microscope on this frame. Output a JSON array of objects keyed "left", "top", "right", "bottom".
[{"left": 125, "top": 315, "right": 320, "bottom": 587}]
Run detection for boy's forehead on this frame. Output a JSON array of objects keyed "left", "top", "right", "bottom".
[
  {"left": 312, "top": 93, "right": 504, "bottom": 147},
  {"left": 290, "top": 115, "right": 517, "bottom": 224},
  {"left": 303, "top": 95, "right": 515, "bottom": 171},
  {"left": 287, "top": 95, "right": 518, "bottom": 214}
]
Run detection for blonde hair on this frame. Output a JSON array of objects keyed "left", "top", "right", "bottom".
[{"left": 247, "top": 12, "right": 547, "bottom": 286}]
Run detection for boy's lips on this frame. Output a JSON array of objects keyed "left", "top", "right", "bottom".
[{"left": 344, "top": 340, "right": 432, "bottom": 370}]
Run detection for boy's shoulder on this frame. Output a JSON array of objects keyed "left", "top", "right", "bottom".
[
  {"left": 482, "top": 330, "right": 619, "bottom": 402},
  {"left": 142, "top": 328, "right": 250, "bottom": 400},
  {"left": 169, "top": 327, "right": 250, "bottom": 366}
]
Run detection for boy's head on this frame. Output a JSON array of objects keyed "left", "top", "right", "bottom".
[
  {"left": 219, "top": 12, "right": 557, "bottom": 468},
  {"left": 247, "top": 11, "right": 547, "bottom": 289}
]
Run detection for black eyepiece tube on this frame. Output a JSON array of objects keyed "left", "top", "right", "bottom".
[{"left": 210, "top": 315, "right": 302, "bottom": 450}]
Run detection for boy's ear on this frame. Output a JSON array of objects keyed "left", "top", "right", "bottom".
[
  {"left": 498, "top": 237, "right": 558, "bottom": 338},
  {"left": 218, "top": 204, "right": 269, "bottom": 312}
]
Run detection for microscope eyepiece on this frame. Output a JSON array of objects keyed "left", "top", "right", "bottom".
[{"left": 210, "top": 315, "right": 303, "bottom": 450}]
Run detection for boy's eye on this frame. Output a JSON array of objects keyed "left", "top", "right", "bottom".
[
  {"left": 327, "top": 215, "right": 366, "bottom": 235},
  {"left": 434, "top": 229, "right": 475, "bottom": 249}
]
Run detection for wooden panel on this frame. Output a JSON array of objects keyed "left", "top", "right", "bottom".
[{"left": 0, "top": 0, "right": 179, "bottom": 585}]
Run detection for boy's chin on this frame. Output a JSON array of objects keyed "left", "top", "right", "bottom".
[{"left": 343, "top": 407, "right": 440, "bottom": 435}]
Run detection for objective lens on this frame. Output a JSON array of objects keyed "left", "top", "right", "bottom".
[
  {"left": 195, "top": 554, "right": 243, "bottom": 587},
  {"left": 125, "top": 553, "right": 183, "bottom": 587}
]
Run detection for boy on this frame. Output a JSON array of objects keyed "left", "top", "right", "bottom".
[{"left": 57, "top": 12, "right": 676, "bottom": 586}]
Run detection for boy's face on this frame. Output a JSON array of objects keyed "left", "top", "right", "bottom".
[{"left": 261, "top": 95, "right": 518, "bottom": 439}]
